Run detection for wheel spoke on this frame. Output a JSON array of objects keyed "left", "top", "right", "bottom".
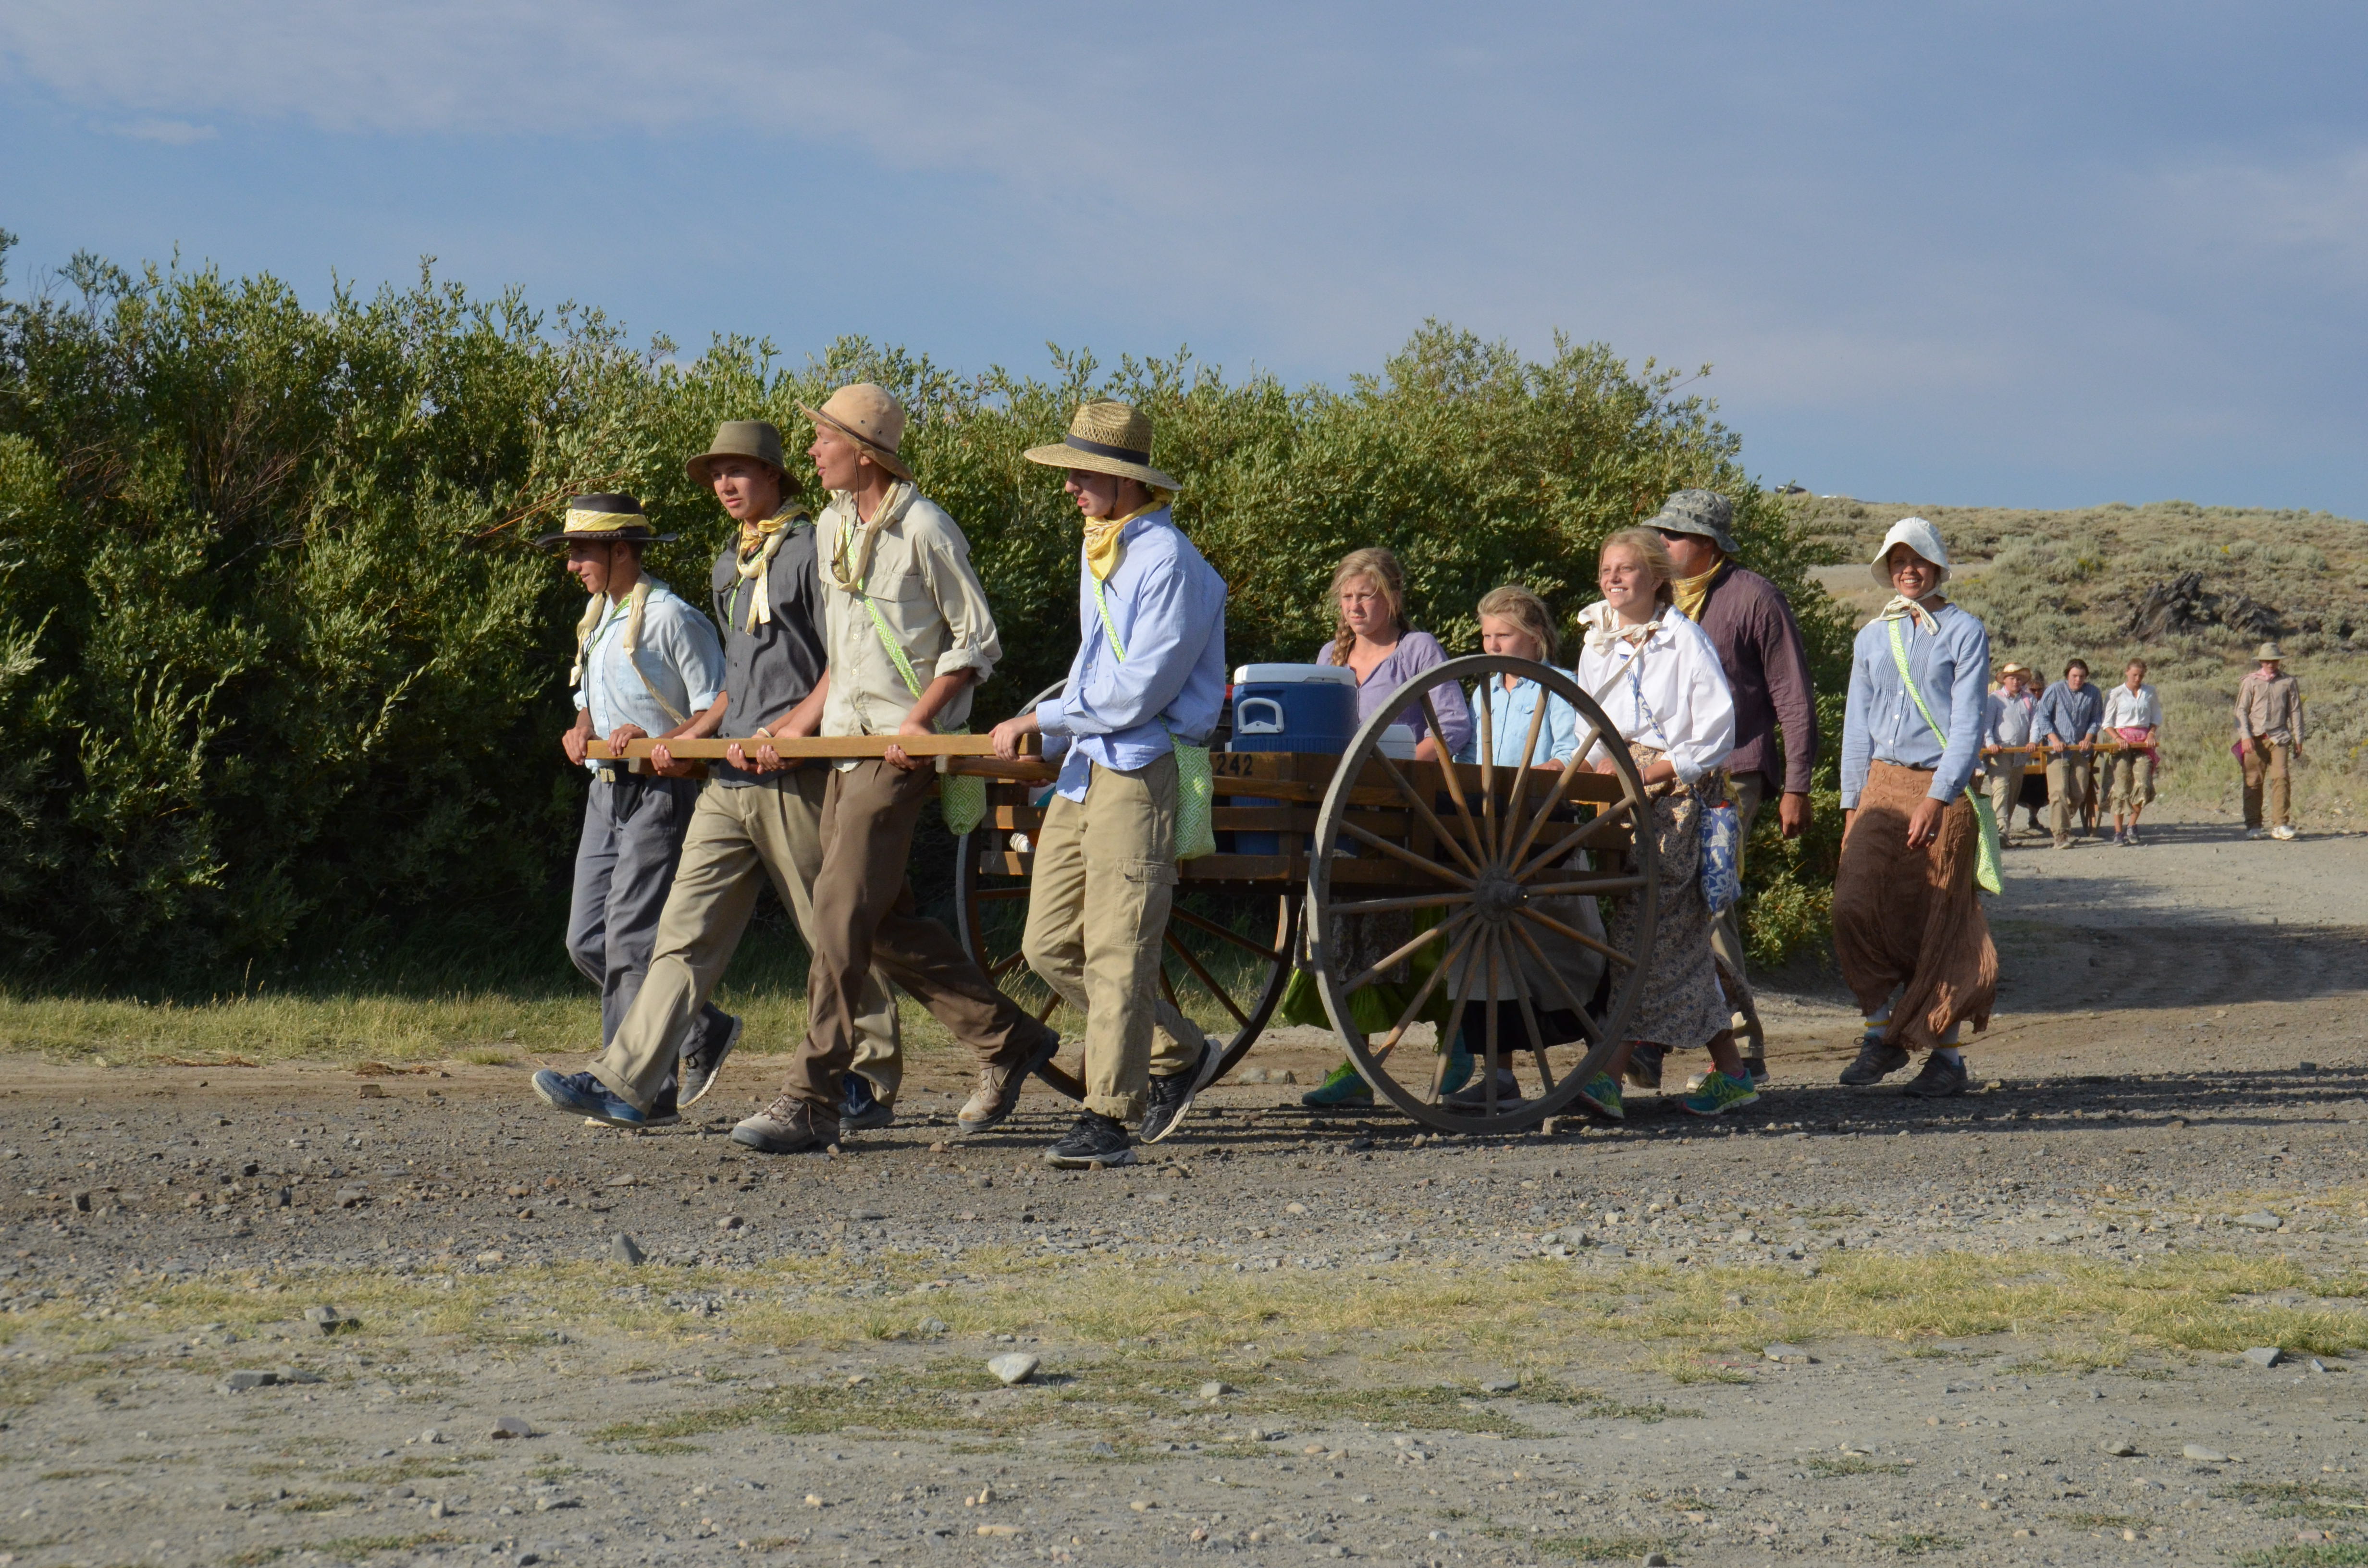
[
  {"left": 1478, "top": 683, "right": 1498, "bottom": 861},
  {"left": 970, "top": 885, "right": 1033, "bottom": 900},
  {"left": 1516, "top": 797, "right": 1637, "bottom": 882},
  {"left": 1374, "top": 751, "right": 1483, "bottom": 878},
  {"left": 1516, "top": 904, "right": 1639, "bottom": 968},
  {"left": 1521, "top": 874, "right": 1649, "bottom": 898},
  {"left": 1033, "top": 991, "right": 1063, "bottom": 1024},
  {"left": 1430, "top": 905, "right": 1489, "bottom": 1102},
  {"left": 1164, "top": 931, "right": 1253, "bottom": 1029},
  {"left": 1505, "top": 916, "right": 1608, "bottom": 1046},
  {"left": 1483, "top": 929, "right": 1503, "bottom": 1116},
  {"left": 1505, "top": 948, "right": 1559, "bottom": 1095},
  {"left": 1419, "top": 694, "right": 1490, "bottom": 869},
  {"left": 1506, "top": 683, "right": 1549, "bottom": 857},
  {"left": 1170, "top": 904, "right": 1285, "bottom": 963},
  {"left": 1504, "top": 745, "right": 1601, "bottom": 871},
  {"left": 1325, "top": 890, "right": 1473, "bottom": 919},
  {"left": 1341, "top": 820, "right": 1475, "bottom": 888},
  {"left": 1341, "top": 906, "right": 1471, "bottom": 995},
  {"left": 1157, "top": 962, "right": 1187, "bottom": 1019},
  {"left": 987, "top": 948, "right": 1031, "bottom": 982},
  {"left": 1366, "top": 911, "right": 1481, "bottom": 1062}
]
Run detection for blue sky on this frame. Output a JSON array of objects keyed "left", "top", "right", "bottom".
[{"left": 4, "top": 2, "right": 2364, "bottom": 514}]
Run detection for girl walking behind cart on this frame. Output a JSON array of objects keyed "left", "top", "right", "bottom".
[
  {"left": 1567, "top": 529, "right": 1754, "bottom": 1120},
  {"left": 1834, "top": 517, "right": 1996, "bottom": 1098},
  {"left": 1295, "top": 548, "right": 1476, "bottom": 1107}
]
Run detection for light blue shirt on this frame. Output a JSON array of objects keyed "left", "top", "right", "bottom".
[
  {"left": 573, "top": 575, "right": 725, "bottom": 770},
  {"left": 1840, "top": 604, "right": 1990, "bottom": 808},
  {"left": 1036, "top": 508, "right": 1229, "bottom": 802},
  {"left": 1455, "top": 669, "right": 1582, "bottom": 769}
]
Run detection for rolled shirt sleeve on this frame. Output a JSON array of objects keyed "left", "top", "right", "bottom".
[{"left": 913, "top": 513, "right": 1001, "bottom": 685}]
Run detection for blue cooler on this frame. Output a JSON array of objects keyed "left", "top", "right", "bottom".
[{"left": 1226, "top": 663, "right": 1358, "bottom": 853}]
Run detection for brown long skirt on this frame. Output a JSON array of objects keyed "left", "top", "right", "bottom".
[{"left": 1833, "top": 760, "right": 1997, "bottom": 1050}]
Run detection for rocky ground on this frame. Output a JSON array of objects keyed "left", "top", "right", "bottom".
[{"left": 3, "top": 811, "right": 2365, "bottom": 1568}]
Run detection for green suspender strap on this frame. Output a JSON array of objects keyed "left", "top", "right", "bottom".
[
  {"left": 1091, "top": 576, "right": 1217, "bottom": 860},
  {"left": 855, "top": 579, "right": 988, "bottom": 837},
  {"left": 1886, "top": 616, "right": 2004, "bottom": 895}
]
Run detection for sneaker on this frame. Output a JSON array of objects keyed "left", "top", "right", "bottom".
[
  {"left": 1902, "top": 1053, "right": 1970, "bottom": 1099},
  {"left": 678, "top": 1010, "right": 741, "bottom": 1109},
  {"left": 1681, "top": 1069, "right": 1761, "bottom": 1117},
  {"left": 1624, "top": 1042, "right": 1665, "bottom": 1090},
  {"left": 1044, "top": 1110, "right": 1135, "bottom": 1168},
  {"left": 2245, "top": 827, "right": 2268, "bottom": 840},
  {"left": 1572, "top": 1072, "right": 1624, "bottom": 1121},
  {"left": 1301, "top": 1058, "right": 1374, "bottom": 1107},
  {"left": 1443, "top": 1068, "right": 1524, "bottom": 1113},
  {"left": 1740, "top": 1055, "right": 1769, "bottom": 1085},
  {"left": 1439, "top": 1038, "right": 1476, "bottom": 1097},
  {"left": 731, "top": 1094, "right": 839, "bottom": 1154},
  {"left": 840, "top": 1072, "right": 895, "bottom": 1131},
  {"left": 1141, "top": 1034, "right": 1223, "bottom": 1144},
  {"left": 958, "top": 1029, "right": 1063, "bottom": 1135},
  {"left": 1838, "top": 1037, "right": 1910, "bottom": 1086},
  {"left": 2051, "top": 839, "right": 2072, "bottom": 851},
  {"left": 2124, "top": 827, "right": 2143, "bottom": 847},
  {"left": 2110, "top": 829, "right": 2127, "bottom": 847},
  {"left": 532, "top": 1069, "right": 679, "bottom": 1128},
  {"left": 2270, "top": 825, "right": 2297, "bottom": 841}
]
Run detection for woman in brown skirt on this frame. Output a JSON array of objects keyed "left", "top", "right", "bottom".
[{"left": 1835, "top": 517, "right": 1998, "bottom": 1098}]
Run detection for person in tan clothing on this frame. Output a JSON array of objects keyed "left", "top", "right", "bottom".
[
  {"left": 731, "top": 384, "right": 1061, "bottom": 1156},
  {"left": 2236, "top": 641, "right": 2305, "bottom": 840}
]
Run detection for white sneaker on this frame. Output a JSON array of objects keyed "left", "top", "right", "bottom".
[
  {"left": 2245, "top": 828, "right": 2268, "bottom": 840},
  {"left": 2270, "top": 825, "right": 2297, "bottom": 841}
]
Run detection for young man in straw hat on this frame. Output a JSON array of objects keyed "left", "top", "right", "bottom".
[
  {"left": 987, "top": 400, "right": 1229, "bottom": 1168},
  {"left": 1981, "top": 662, "right": 2046, "bottom": 838},
  {"left": 2235, "top": 641, "right": 2305, "bottom": 840},
  {"left": 530, "top": 426, "right": 905, "bottom": 1131},
  {"left": 1643, "top": 487, "right": 1816, "bottom": 1085},
  {"left": 530, "top": 494, "right": 729, "bottom": 1127},
  {"left": 731, "top": 385, "right": 1061, "bottom": 1155},
  {"left": 1834, "top": 517, "right": 1996, "bottom": 1100}
]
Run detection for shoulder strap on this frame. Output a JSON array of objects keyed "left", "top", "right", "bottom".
[
  {"left": 1887, "top": 616, "right": 1947, "bottom": 748},
  {"left": 1090, "top": 575, "right": 1126, "bottom": 663},
  {"left": 855, "top": 574, "right": 928, "bottom": 700}
]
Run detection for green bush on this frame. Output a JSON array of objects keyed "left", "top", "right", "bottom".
[{"left": 0, "top": 235, "right": 1849, "bottom": 992}]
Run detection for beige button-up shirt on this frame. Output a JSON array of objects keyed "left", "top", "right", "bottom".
[
  {"left": 816, "top": 487, "right": 1001, "bottom": 756},
  {"left": 2235, "top": 670, "right": 2304, "bottom": 746}
]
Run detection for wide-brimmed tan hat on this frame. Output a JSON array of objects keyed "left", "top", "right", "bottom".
[
  {"left": 686, "top": 420, "right": 786, "bottom": 487},
  {"left": 1998, "top": 662, "right": 2031, "bottom": 677},
  {"left": 1023, "top": 400, "right": 1181, "bottom": 492},
  {"left": 533, "top": 492, "right": 677, "bottom": 549},
  {"left": 798, "top": 383, "right": 912, "bottom": 481},
  {"left": 2257, "top": 641, "right": 2286, "bottom": 662}
]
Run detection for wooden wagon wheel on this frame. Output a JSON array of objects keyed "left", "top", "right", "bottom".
[
  {"left": 953, "top": 684, "right": 1299, "bottom": 1102},
  {"left": 1307, "top": 655, "right": 1661, "bottom": 1133}
]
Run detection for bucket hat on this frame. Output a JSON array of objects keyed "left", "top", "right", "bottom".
[
  {"left": 534, "top": 492, "right": 677, "bottom": 549},
  {"left": 2256, "top": 641, "right": 2285, "bottom": 662},
  {"left": 798, "top": 383, "right": 912, "bottom": 482},
  {"left": 1869, "top": 516, "right": 1951, "bottom": 588},
  {"left": 1644, "top": 488, "right": 1736, "bottom": 552},
  {"left": 686, "top": 420, "right": 787, "bottom": 487},
  {"left": 1023, "top": 400, "right": 1182, "bottom": 492}
]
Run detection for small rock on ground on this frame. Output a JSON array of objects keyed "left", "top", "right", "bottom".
[{"left": 988, "top": 1353, "right": 1039, "bottom": 1386}]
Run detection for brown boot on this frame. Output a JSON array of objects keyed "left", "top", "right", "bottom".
[
  {"left": 957, "top": 1029, "right": 1061, "bottom": 1135},
  {"left": 731, "top": 1093, "right": 838, "bottom": 1155}
]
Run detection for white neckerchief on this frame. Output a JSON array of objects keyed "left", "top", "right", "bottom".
[{"left": 1879, "top": 593, "right": 1947, "bottom": 636}]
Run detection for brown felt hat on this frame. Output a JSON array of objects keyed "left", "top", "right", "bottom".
[
  {"left": 798, "top": 383, "right": 912, "bottom": 482},
  {"left": 685, "top": 420, "right": 787, "bottom": 487},
  {"left": 1023, "top": 400, "right": 1182, "bottom": 492}
]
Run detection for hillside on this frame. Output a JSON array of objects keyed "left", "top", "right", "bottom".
[{"left": 1788, "top": 496, "right": 2367, "bottom": 828}]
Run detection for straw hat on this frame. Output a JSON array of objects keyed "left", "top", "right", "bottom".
[
  {"left": 798, "top": 384, "right": 912, "bottom": 481},
  {"left": 1868, "top": 516, "right": 1951, "bottom": 587},
  {"left": 1645, "top": 489, "right": 1736, "bottom": 552},
  {"left": 685, "top": 420, "right": 786, "bottom": 486},
  {"left": 2256, "top": 641, "right": 2286, "bottom": 662},
  {"left": 1023, "top": 401, "right": 1181, "bottom": 492},
  {"left": 534, "top": 492, "right": 677, "bottom": 549},
  {"left": 1997, "top": 661, "right": 2031, "bottom": 678}
]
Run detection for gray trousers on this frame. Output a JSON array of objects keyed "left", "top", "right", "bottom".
[
  {"left": 567, "top": 772, "right": 728, "bottom": 1051},
  {"left": 1706, "top": 770, "right": 1768, "bottom": 1029}
]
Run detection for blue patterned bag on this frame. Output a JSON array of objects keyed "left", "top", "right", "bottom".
[{"left": 1699, "top": 795, "right": 1742, "bottom": 916}]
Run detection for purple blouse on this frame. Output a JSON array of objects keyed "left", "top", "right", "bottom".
[{"left": 1317, "top": 629, "right": 1475, "bottom": 754}]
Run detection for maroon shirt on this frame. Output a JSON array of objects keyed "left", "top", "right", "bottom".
[{"left": 1690, "top": 563, "right": 1817, "bottom": 794}]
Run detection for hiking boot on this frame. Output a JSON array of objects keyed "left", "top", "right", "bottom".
[
  {"left": 1301, "top": 1058, "right": 1373, "bottom": 1107},
  {"left": 840, "top": 1072, "right": 895, "bottom": 1132},
  {"left": 678, "top": 1010, "right": 741, "bottom": 1109},
  {"left": 1838, "top": 1037, "right": 1910, "bottom": 1086},
  {"left": 1902, "top": 1053, "right": 1970, "bottom": 1099},
  {"left": 958, "top": 1029, "right": 1063, "bottom": 1135},
  {"left": 2270, "top": 825, "right": 2297, "bottom": 841},
  {"left": 730, "top": 1094, "right": 838, "bottom": 1154},
  {"left": 1680, "top": 1069, "right": 1761, "bottom": 1117},
  {"left": 532, "top": 1069, "right": 678, "bottom": 1128},
  {"left": 1141, "top": 1034, "right": 1223, "bottom": 1145},
  {"left": 1572, "top": 1072, "right": 1624, "bottom": 1121},
  {"left": 1044, "top": 1110, "right": 1135, "bottom": 1169},
  {"left": 1624, "top": 1042, "right": 1665, "bottom": 1090},
  {"left": 1443, "top": 1068, "right": 1524, "bottom": 1114}
]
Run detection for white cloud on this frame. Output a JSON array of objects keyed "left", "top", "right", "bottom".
[{"left": 109, "top": 117, "right": 215, "bottom": 144}]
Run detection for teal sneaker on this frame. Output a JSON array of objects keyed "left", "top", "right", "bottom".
[
  {"left": 1439, "top": 1038, "right": 1475, "bottom": 1097},
  {"left": 1573, "top": 1072, "right": 1624, "bottom": 1121},
  {"left": 1301, "top": 1059, "right": 1372, "bottom": 1107},
  {"left": 1680, "top": 1069, "right": 1761, "bottom": 1117}
]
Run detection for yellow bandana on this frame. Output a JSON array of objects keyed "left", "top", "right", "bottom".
[
  {"left": 1670, "top": 558, "right": 1726, "bottom": 625},
  {"left": 1081, "top": 492, "right": 1173, "bottom": 582},
  {"left": 732, "top": 505, "right": 808, "bottom": 631},
  {"left": 826, "top": 482, "right": 916, "bottom": 592}
]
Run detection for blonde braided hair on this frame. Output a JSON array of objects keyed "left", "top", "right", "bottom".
[{"left": 1328, "top": 547, "right": 1408, "bottom": 666}]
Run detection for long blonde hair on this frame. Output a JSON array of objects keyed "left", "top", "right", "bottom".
[
  {"left": 1598, "top": 527, "right": 1677, "bottom": 608},
  {"left": 1475, "top": 584, "right": 1560, "bottom": 663},
  {"left": 1328, "top": 547, "right": 1408, "bottom": 666}
]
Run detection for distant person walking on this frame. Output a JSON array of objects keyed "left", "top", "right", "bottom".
[
  {"left": 1834, "top": 518, "right": 1996, "bottom": 1099},
  {"left": 2236, "top": 642, "right": 2305, "bottom": 841},
  {"left": 1648, "top": 488, "right": 1816, "bottom": 1081},
  {"left": 1981, "top": 663, "right": 2045, "bottom": 837},
  {"left": 2035, "top": 659, "right": 2103, "bottom": 849},
  {"left": 2099, "top": 659, "right": 2162, "bottom": 846}
]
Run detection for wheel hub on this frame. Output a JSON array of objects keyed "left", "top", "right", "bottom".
[{"left": 1472, "top": 868, "right": 1525, "bottom": 922}]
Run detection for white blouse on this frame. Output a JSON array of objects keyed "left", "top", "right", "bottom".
[{"left": 1572, "top": 601, "right": 1737, "bottom": 784}]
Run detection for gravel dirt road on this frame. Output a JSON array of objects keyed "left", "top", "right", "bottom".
[{"left": 5, "top": 811, "right": 2365, "bottom": 1568}]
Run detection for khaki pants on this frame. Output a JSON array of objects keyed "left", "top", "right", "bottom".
[
  {"left": 1021, "top": 753, "right": 1204, "bottom": 1122},
  {"left": 2104, "top": 748, "right": 2155, "bottom": 812},
  {"left": 1982, "top": 753, "right": 2029, "bottom": 835},
  {"left": 2241, "top": 739, "right": 2293, "bottom": 829},
  {"left": 780, "top": 760, "right": 1051, "bottom": 1113},
  {"left": 2045, "top": 752, "right": 2093, "bottom": 845},
  {"left": 1706, "top": 770, "right": 1767, "bottom": 1028},
  {"left": 590, "top": 772, "right": 901, "bottom": 1114}
]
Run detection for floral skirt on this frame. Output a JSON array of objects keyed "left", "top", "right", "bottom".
[{"left": 1603, "top": 781, "right": 1729, "bottom": 1050}]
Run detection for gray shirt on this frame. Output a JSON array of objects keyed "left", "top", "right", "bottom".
[{"left": 707, "top": 519, "right": 829, "bottom": 788}]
